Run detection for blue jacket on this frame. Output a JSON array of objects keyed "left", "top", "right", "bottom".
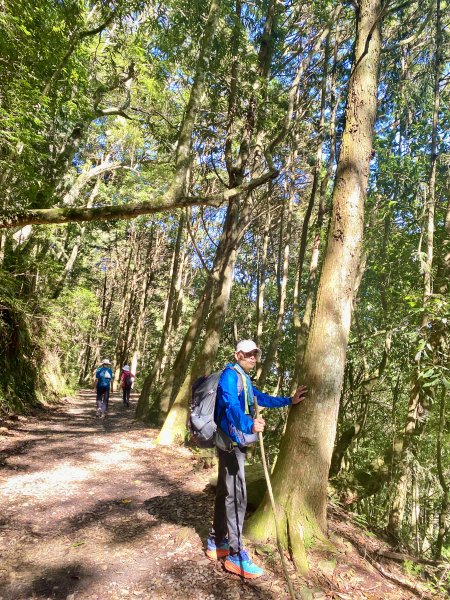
[
  {"left": 96, "top": 366, "right": 113, "bottom": 389},
  {"left": 215, "top": 363, "right": 292, "bottom": 445}
]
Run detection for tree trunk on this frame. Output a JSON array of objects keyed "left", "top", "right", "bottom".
[
  {"left": 330, "top": 330, "right": 391, "bottom": 477},
  {"left": 0, "top": 170, "right": 277, "bottom": 230},
  {"left": 293, "top": 30, "right": 338, "bottom": 383},
  {"left": 154, "top": 274, "right": 216, "bottom": 418},
  {"left": 167, "top": 0, "right": 220, "bottom": 200},
  {"left": 435, "top": 386, "right": 448, "bottom": 559},
  {"left": 150, "top": 202, "right": 242, "bottom": 422},
  {"left": 246, "top": 0, "right": 382, "bottom": 571},
  {"left": 135, "top": 214, "right": 187, "bottom": 420},
  {"left": 331, "top": 209, "right": 391, "bottom": 480},
  {"left": 130, "top": 262, "right": 152, "bottom": 378},
  {"left": 157, "top": 248, "right": 238, "bottom": 445},
  {"left": 256, "top": 213, "right": 270, "bottom": 350},
  {"left": 151, "top": 0, "right": 277, "bottom": 428},
  {"left": 156, "top": 202, "right": 242, "bottom": 445},
  {"left": 257, "top": 174, "right": 294, "bottom": 386},
  {"left": 113, "top": 234, "right": 139, "bottom": 388}
]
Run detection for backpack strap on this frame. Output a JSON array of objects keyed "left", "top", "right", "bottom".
[{"left": 231, "top": 365, "right": 253, "bottom": 416}]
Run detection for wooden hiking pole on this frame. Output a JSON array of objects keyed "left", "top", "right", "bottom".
[{"left": 254, "top": 398, "right": 297, "bottom": 600}]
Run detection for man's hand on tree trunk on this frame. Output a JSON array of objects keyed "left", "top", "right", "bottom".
[{"left": 292, "top": 385, "right": 307, "bottom": 405}]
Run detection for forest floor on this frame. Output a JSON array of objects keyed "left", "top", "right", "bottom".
[{"left": 0, "top": 391, "right": 447, "bottom": 600}]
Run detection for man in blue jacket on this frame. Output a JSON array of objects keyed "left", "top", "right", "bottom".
[{"left": 206, "top": 340, "right": 307, "bottom": 578}]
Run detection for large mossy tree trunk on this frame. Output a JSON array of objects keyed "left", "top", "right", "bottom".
[
  {"left": 156, "top": 199, "right": 243, "bottom": 445},
  {"left": 154, "top": 0, "right": 278, "bottom": 437},
  {"left": 246, "top": 0, "right": 382, "bottom": 572}
]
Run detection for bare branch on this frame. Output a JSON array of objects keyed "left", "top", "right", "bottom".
[{"left": 185, "top": 208, "right": 215, "bottom": 278}]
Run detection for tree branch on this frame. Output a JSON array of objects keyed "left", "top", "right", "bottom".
[
  {"left": 42, "top": 10, "right": 117, "bottom": 98},
  {"left": 382, "top": 0, "right": 434, "bottom": 52},
  {"left": 0, "top": 170, "right": 278, "bottom": 229},
  {"left": 185, "top": 209, "right": 216, "bottom": 279}
]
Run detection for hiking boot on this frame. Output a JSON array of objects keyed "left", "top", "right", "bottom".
[
  {"left": 205, "top": 536, "right": 229, "bottom": 560},
  {"left": 224, "top": 550, "right": 264, "bottom": 579}
]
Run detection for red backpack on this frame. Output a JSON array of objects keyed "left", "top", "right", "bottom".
[{"left": 122, "top": 372, "right": 133, "bottom": 388}]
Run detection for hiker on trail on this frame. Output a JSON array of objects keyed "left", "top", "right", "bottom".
[
  {"left": 120, "top": 365, "right": 134, "bottom": 408},
  {"left": 206, "top": 339, "right": 307, "bottom": 579},
  {"left": 95, "top": 359, "right": 113, "bottom": 418}
]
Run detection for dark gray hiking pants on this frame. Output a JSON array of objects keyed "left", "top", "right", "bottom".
[
  {"left": 211, "top": 446, "right": 247, "bottom": 555},
  {"left": 122, "top": 386, "right": 131, "bottom": 406},
  {"left": 96, "top": 386, "right": 110, "bottom": 413}
]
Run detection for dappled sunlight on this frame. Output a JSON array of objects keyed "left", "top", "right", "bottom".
[
  {"left": 87, "top": 449, "right": 133, "bottom": 467},
  {"left": 1, "top": 391, "right": 438, "bottom": 600},
  {"left": 1, "top": 439, "right": 154, "bottom": 501},
  {"left": 2, "top": 463, "right": 91, "bottom": 499}
]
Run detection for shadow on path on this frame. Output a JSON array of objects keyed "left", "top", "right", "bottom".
[{"left": 0, "top": 391, "right": 281, "bottom": 600}]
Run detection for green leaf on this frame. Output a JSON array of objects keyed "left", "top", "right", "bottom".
[
  {"left": 19, "top": 24, "right": 32, "bottom": 36},
  {"left": 422, "top": 379, "right": 440, "bottom": 388},
  {"left": 421, "top": 369, "right": 435, "bottom": 378}
]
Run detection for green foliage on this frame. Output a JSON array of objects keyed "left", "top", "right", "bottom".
[
  {"left": 0, "top": 0, "right": 449, "bottom": 573},
  {"left": 0, "top": 0, "right": 89, "bottom": 207},
  {"left": 402, "top": 560, "right": 422, "bottom": 578},
  {"left": 0, "top": 270, "right": 58, "bottom": 412},
  {"left": 48, "top": 287, "right": 101, "bottom": 385}
]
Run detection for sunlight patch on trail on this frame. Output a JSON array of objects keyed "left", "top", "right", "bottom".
[
  {"left": 87, "top": 448, "right": 132, "bottom": 466},
  {"left": 1, "top": 464, "right": 90, "bottom": 498},
  {"left": 1, "top": 440, "right": 148, "bottom": 500}
]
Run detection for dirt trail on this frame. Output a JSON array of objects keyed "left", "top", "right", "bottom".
[
  {"left": 0, "top": 391, "right": 291, "bottom": 600},
  {"left": 0, "top": 392, "right": 442, "bottom": 600}
]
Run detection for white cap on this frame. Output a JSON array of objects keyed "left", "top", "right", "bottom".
[
  {"left": 236, "top": 340, "right": 261, "bottom": 358},
  {"left": 123, "top": 365, "right": 130, "bottom": 371},
  {"left": 101, "top": 358, "right": 111, "bottom": 365}
]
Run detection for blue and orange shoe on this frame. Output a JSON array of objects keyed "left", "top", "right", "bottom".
[
  {"left": 224, "top": 550, "right": 264, "bottom": 579},
  {"left": 205, "top": 536, "right": 229, "bottom": 560}
]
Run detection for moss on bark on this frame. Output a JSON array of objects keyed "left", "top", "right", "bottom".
[
  {"left": 156, "top": 377, "right": 191, "bottom": 445},
  {"left": 245, "top": 490, "right": 330, "bottom": 573},
  {"left": 0, "top": 274, "right": 68, "bottom": 413}
]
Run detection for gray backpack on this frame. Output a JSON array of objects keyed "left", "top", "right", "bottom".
[
  {"left": 188, "top": 371, "right": 224, "bottom": 448},
  {"left": 188, "top": 368, "right": 257, "bottom": 448}
]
